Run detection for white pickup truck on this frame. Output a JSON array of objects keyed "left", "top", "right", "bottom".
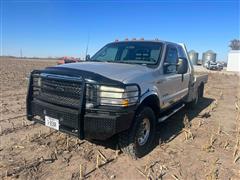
[{"left": 27, "top": 39, "right": 208, "bottom": 158}]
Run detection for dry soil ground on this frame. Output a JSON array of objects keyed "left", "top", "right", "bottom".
[{"left": 0, "top": 58, "right": 240, "bottom": 180}]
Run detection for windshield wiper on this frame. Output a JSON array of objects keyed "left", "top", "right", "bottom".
[
  {"left": 88, "top": 59, "right": 147, "bottom": 65},
  {"left": 115, "top": 61, "right": 133, "bottom": 64},
  {"left": 116, "top": 61, "right": 147, "bottom": 65},
  {"left": 88, "top": 59, "right": 115, "bottom": 63},
  {"left": 88, "top": 59, "right": 103, "bottom": 62}
]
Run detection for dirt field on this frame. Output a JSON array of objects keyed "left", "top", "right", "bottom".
[{"left": 0, "top": 58, "right": 240, "bottom": 180}]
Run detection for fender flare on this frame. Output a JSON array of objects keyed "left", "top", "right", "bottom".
[{"left": 136, "top": 89, "right": 161, "bottom": 117}]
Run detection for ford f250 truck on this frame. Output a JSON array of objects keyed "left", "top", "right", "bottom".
[{"left": 27, "top": 40, "right": 208, "bottom": 158}]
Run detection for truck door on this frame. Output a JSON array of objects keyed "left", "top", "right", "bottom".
[
  {"left": 177, "top": 45, "right": 190, "bottom": 97},
  {"left": 157, "top": 45, "right": 183, "bottom": 109}
]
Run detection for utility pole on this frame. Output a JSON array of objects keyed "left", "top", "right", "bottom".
[{"left": 85, "top": 32, "right": 90, "bottom": 60}]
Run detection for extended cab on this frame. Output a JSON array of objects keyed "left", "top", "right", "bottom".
[{"left": 27, "top": 40, "right": 208, "bottom": 158}]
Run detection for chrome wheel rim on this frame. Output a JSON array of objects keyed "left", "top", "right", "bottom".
[{"left": 137, "top": 118, "right": 150, "bottom": 146}]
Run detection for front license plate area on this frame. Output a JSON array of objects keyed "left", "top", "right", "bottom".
[{"left": 45, "top": 116, "right": 59, "bottom": 130}]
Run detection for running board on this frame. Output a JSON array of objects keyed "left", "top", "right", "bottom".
[{"left": 158, "top": 104, "right": 185, "bottom": 123}]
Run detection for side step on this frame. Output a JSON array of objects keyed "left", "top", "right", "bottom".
[{"left": 158, "top": 104, "right": 185, "bottom": 123}]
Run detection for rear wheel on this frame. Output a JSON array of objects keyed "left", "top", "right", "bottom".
[
  {"left": 199, "top": 84, "right": 204, "bottom": 98},
  {"left": 118, "top": 107, "right": 156, "bottom": 159}
]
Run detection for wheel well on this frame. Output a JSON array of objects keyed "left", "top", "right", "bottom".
[{"left": 138, "top": 95, "right": 160, "bottom": 118}]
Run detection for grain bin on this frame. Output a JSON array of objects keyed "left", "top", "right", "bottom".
[
  {"left": 202, "top": 50, "right": 217, "bottom": 66},
  {"left": 188, "top": 50, "right": 199, "bottom": 65}
]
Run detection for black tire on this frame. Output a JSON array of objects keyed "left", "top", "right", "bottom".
[
  {"left": 199, "top": 84, "right": 204, "bottom": 98},
  {"left": 118, "top": 106, "right": 156, "bottom": 159}
]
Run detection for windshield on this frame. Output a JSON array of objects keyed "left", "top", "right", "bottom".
[{"left": 91, "top": 42, "right": 162, "bottom": 65}]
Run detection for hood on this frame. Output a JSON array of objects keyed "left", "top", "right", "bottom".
[{"left": 57, "top": 62, "right": 151, "bottom": 83}]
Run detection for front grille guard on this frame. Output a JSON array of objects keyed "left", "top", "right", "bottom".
[
  {"left": 27, "top": 70, "right": 86, "bottom": 139},
  {"left": 27, "top": 70, "right": 141, "bottom": 139}
]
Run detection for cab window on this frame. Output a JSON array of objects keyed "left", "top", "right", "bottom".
[
  {"left": 177, "top": 46, "right": 187, "bottom": 59},
  {"left": 164, "top": 46, "right": 178, "bottom": 74},
  {"left": 94, "top": 47, "right": 118, "bottom": 61}
]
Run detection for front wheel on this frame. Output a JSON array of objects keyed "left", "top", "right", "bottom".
[{"left": 118, "top": 107, "right": 156, "bottom": 159}]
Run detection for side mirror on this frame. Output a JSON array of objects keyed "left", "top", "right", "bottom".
[
  {"left": 85, "top": 54, "right": 91, "bottom": 61},
  {"left": 177, "top": 58, "right": 188, "bottom": 74}
]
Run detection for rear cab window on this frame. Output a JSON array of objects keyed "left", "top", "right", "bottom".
[
  {"left": 177, "top": 45, "right": 188, "bottom": 59},
  {"left": 177, "top": 45, "right": 192, "bottom": 72}
]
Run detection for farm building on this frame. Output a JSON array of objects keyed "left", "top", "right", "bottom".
[
  {"left": 227, "top": 39, "right": 240, "bottom": 72},
  {"left": 227, "top": 50, "right": 240, "bottom": 72}
]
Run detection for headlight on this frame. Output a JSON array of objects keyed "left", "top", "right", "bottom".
[
  {"left": 85, "top": 83, "right": 140, "bottom": 108},
  {"left": 99, "top": 85, "right": 139, "bottom": 107}
]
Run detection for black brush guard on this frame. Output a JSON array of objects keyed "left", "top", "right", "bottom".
[
  {"left": 27, "top": 68, "right": 140, "bottom": 140},
  {"left": 27, "top": 70, "right": 86, "bottom": 139}
]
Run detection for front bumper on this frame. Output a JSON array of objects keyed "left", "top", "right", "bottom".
[
  {"left": 84, "top": 108, "right": 135, "bottom": 140},
  {"left": 28, "top": 99, "right": 135, "bottom": 140}
]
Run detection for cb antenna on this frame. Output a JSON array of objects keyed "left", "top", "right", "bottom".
[{"left": 85, "top": 32, "right": 90, "bottom": 60}]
